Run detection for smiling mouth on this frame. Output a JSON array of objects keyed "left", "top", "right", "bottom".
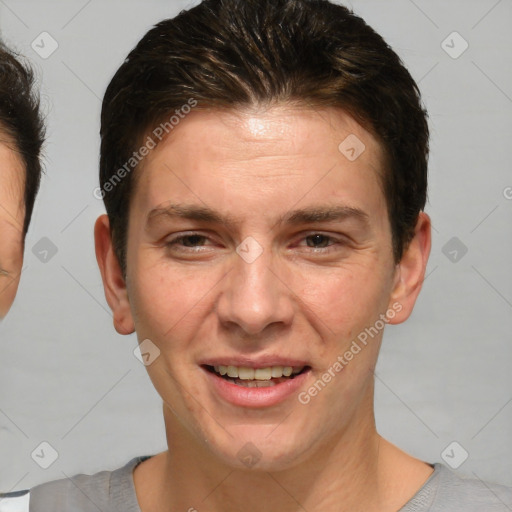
[{"left": 203, "top": 364, "right": 311, "bottom": 387}]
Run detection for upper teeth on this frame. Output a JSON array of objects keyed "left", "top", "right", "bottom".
[{"left": 213, "top": 365, "right": 304, "bottom": 380}]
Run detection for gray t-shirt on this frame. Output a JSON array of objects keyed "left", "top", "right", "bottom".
[{"left": 1, "top": 457, "right": 511, "bottom": 511}]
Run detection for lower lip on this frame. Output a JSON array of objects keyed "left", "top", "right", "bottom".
[{"left": 202, "top": 367, "right": 311, "bottom": 408}]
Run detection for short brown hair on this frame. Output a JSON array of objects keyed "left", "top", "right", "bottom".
[
  {"left": 100, "top": 0, "right": 429, "bottom": 273},
  {"left": 0, "top": 41, "right": 44, "bottom": 236}
]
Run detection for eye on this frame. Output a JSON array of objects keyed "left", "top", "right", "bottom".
[
  {"left": 297, "top": 233, "right": 342, "bottom": 251},
  {"left": 174, "top": 234, "right": 208, "bottom": 247},
  {"left": 304, "top": 234, "right": 333, "bottom": 249},
  {"left": 166, "top": 232, "right": 213, "bottom": 251}
]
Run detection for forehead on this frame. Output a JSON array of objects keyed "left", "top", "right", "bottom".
[
  {"left": 0, "top": 140, "right": 25, "bottom": 193},
  {"left": 0, "top": 140, "right": 25, "bottom": 247},
  {"left": 148, "top": 105, "right": 382, "bottom": 163},
  {"left": 132, "top": 105, "right": 387, "bottom": 219}
]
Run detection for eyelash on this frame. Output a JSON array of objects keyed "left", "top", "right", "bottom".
[{"left": 165, "top": 232, "right": 346, "bottom": 253}]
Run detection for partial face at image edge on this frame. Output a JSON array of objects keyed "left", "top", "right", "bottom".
[{"left": 0, "top": 140, "right": 26, "bottom": 320}]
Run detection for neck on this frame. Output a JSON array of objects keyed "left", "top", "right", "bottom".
[{"left": 134, "top": 389, "right": 432, "bottom": 512}]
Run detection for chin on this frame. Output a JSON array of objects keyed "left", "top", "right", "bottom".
[{"left": 205, "top": 423, "right": 312, "bottom": 472}]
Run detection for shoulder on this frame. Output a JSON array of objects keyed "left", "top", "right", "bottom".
[
  {"left": 433, "top": 464, "right": 512, "bottom": 510},
  {"left": 0, "top": 456, "right": 149, "bottom": 512},
  {"left": 29, "top": 466, "right": 115, "bottom": 512},
  {"left": 403, "top": 463, "right": 512, "bottom": 511}
]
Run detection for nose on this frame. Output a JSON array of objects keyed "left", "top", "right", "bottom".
[{"left": 216, "top": 245, "right": 294, "bottom": 338}]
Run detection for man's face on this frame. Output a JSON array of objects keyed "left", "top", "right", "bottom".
[
  {"left": 0, "top": 141, "right": 25, "bottom": 319},
  {"left": 99, "top": 106, "right": 428, "bottom": 470}
]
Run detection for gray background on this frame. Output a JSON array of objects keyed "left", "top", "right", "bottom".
[{"left": 0, "top": 0, "right": 511, "bottom": 494}]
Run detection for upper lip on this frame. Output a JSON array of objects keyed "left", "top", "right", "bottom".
[{"left": 200, "top": 356, "right": 310, "bottom": 368}]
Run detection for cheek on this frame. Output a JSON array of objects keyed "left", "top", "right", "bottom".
[
  {"left": 0, "top": 219, "right": 24, "bottom": 271},
  {"left": 295, "top": 261, "right": 392, "bottom": 339},
  {"left": 0, "top": 274, "right": 21, "bottom": 318},
  {"left": 128, "top": 256, "right": 217, "bottom": 339}
]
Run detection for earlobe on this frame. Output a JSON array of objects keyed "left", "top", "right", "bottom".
[
  {"left": 94, "top": 214, "right": 135, "bottom": 335},
  {"left": 387, "top": 212, "right": 431, "bottom": 325}
]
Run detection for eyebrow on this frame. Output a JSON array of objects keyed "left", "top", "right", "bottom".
[{"left": 146, "top": 203, "right": 370, "bottom": 231}]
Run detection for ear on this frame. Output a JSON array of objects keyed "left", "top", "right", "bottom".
[
  {"left": 94, "top": 214, "right": 135, "bottom": 335},
  {"left": 387, "top": 212, "right": 431, "bottom": 324}
]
